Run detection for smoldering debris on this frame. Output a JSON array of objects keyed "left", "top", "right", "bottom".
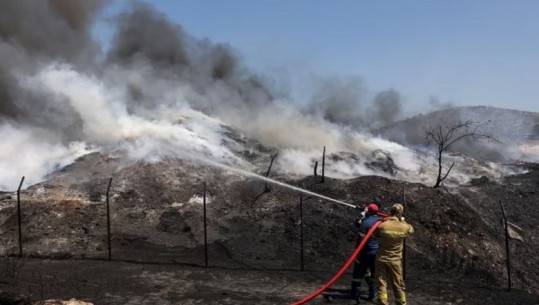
[{"left": 365, "top": 149, "right": 398, "bottom": 176}]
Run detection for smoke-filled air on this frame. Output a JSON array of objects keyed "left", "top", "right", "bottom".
[{"left": 0, "top": 0, "right": 535, "bottom": 190}]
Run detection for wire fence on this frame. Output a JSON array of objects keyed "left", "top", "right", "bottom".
[
  {"left": 0, "top": 175, "right": 358, "bottom": 273},
  {"left": 0, "top": 174, "right": 521, "bottom": 294}
]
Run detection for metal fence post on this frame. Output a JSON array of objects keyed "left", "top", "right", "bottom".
[
  {"left": 402, "top": 186, "right": 406, "bottom": 280},
  {"left": 17, "top": 176, "right": 25, "bottom": 257},
  {"left": 499, "top": 200, "right": 511, "bottom": 291},
  {"left": 300, "top": 194, "right": 304, "bottom": 271},
  {"left": 203, "top": 182, "right": 208, "bottom": 268},
  {"left": 321, "top": 146, "right": 326, "bottom": 183},
  {"left": 106, "top": 177, "right": 112, "bottom": 261}
]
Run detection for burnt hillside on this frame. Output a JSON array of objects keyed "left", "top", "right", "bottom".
[{"left": 1, "top": 153, "right": 538, "bottom": 304}]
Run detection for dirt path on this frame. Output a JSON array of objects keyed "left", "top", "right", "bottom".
[{"left": 1, "top": 258, "right": 537, "bottom": 305}]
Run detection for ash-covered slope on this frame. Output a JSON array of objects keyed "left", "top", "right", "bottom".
[
  {"left": 375, "top": 106, "right": 539, "bottom": 162},
  {"left": 1, "top": 152, "right": 538, "bottom": 298}
]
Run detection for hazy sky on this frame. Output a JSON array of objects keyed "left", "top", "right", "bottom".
[{"left": 94, "top": 0, "right": 539, "bottom": 114}]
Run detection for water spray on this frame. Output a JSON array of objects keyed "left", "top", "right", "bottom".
[
  {"left": 181, "top": 151, "right": 356, "bottom": 209},
  {"left": 239, "top": 169, "right": 356, "bottom": 208}
]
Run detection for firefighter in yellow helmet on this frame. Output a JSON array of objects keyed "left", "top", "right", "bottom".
[{"left": 374, "top": 203, "right": 413, "bottom": 305}]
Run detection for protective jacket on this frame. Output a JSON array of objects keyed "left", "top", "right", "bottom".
[
  {"left": 375, "top": 216, "right": 414, "bottom": 262},
  {"left": 358, "top": 214, "right": 382, "bottom": 255},
  {"left": 351, "top": 213, "right": 381, "bottom": 301},
  {"left": 375, "top": 216, "right": 413, "bottom": 305}
]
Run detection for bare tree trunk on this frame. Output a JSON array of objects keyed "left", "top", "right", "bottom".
[
  {"left": 17, "top": 176, "right": 25, "bottom": 258},
  {"left": 499, "top": 200, "right": 512, "bottom": 291},
  {"left": 434, "top": 147, "right": 443, "bottom": 188},
  {"left": 264, "top": 152, "right": 278, "bottom": 192},
  {"left": 424, "top": 120, "right": 498, "bottom": 189},
  {"left": 106, "top": 177, "right": 113, "bottom": 261},
  {"left": 321, "top": 146, "right": 326, "bottom": 183}
]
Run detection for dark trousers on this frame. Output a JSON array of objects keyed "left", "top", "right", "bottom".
[{"left": 351, "top": 252, "right": 377, "bottom": 300}]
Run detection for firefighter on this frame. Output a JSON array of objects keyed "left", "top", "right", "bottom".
[
  {"left": 374, "top": 203, "right": 413, "bottom": 305},
  {"left": 351, "top": 203, "right": 382, "bottom": 303}
]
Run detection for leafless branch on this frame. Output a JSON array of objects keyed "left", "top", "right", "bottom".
[
  {"left": 440, "top": 162, "right": 455, "bottom": 182},
  {"left": 424, "top": 119, "right": 499, "bottom": 188}
]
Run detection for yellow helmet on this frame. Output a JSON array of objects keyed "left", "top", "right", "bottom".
[{"left": 390, "top": 203, "right": 404, "bottom": 214}]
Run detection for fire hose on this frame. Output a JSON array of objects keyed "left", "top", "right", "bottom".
[{"left": 290, "top": 218, "right": 384, "bottom": 305}]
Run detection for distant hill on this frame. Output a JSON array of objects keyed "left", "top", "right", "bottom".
[{"left": 375, "top": 106, "right": 539, "bottom": 161}]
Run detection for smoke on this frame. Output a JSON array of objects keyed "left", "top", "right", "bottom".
[
  {"left": 0, "top": 0, "right": 110, "bottom": 189},
  {"left": 0, "top": 0, "right": 107, "bottom": 141},
  {"left": 426, "top": 95, "right": 455, "bottom": 113},
  {"left": 0, "top": 0, "right": 104, "bottom": 59},
  {"left": 108, "top": 2, "right": 189, "bottom": 69},
  {"left": 0, "top": 0, "right": 531, "bottom": 190},
  {"left": 107, "top": 2, "right": 270, "bottom": 109},
  {"left": 48, "top": 0, "right": 108, "bottom": 32},
  {"left": 306, "top": 76, "right": 367, "bottom": 128},
  {"left": 376, "top": 106, "right": 539, "bottom": 162},
  {"left": 0, "top": 122, "right": 93, "bottom": 190},
  {"left": 372, "top": 89, "right": 402, "bottom": 127},
  {"left": 0, "top": 61, "right": 246, "bottom": 189},
  {"left": 304, "top": 76, "right": 404, "bottom": 130}
]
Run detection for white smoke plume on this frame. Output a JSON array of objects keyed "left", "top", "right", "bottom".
[
  {"left": 0, "top": 123, "right": 93, "bottom": 190},
  {"left": 0, "top": 0, "right": 530, "bottom": 190}
]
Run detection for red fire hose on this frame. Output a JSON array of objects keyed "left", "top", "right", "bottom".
[{"left": 290, "top": 219, "right": 384, "bottom": 305}]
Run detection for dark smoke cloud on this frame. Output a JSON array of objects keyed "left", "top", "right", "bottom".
[
  {"left": 48, "top": 0, "right": 107, "bottom": 32},
  {"left": 108, "top": 2, "right": 189, "bottom": 68},
  {"left": 306, "top": 76, "right": 367, "bottom": 128},
  {"left": 0, "top": 0, "right": 104, "bottom": 60},
  {"left": 0, "top": 0, "right": 274, "bottom": 143},
  {"left": 372, "top": 89, "right": 402, "bottom": 127},
  {"left": 0, "top": 0, "right": 107, "bottom": 141},
  {"left": 305, "top": 77, "right": 404, "bottom": 129},
  {"left": 0, "top": 0, "right": 426, "bottom": 143},
  {"left": 0, "top": 0, "right": 528, "bottom": 165},
  {"left": 531, "top": 115, "right": 539, "bottom": 140},
  {"left": 209, "top": 44, "right": 238, "bottom": 80},
  {"left": 106, "top": 1, "right": 272, "bottom": 116},
  {"left": 1, "top": 0, "right": 535, "bottom": 193}
]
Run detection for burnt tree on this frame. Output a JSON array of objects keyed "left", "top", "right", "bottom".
[
  {"left": 264, "top": 152, "right": 279, "bottom": 192},
  {"left": 424, "top": 120, "right": 498, "bottom": 188}
]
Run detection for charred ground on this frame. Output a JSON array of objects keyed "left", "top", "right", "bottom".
[{"left": 0, "top": 153, "right": 538, "bottom": 304}]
